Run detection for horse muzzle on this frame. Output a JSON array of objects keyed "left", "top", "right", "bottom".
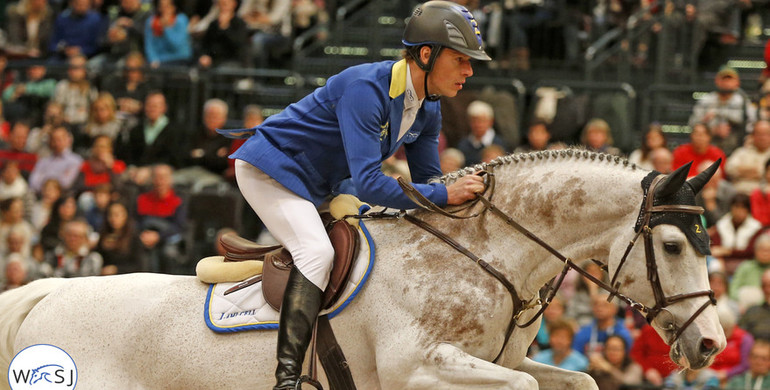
[{"left": 669, "top": 327, "right": 725, "bottom": 369}]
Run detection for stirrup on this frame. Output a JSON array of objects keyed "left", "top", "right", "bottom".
[{"left": 296, "top": 376, "right": 323, "bottom": 390}]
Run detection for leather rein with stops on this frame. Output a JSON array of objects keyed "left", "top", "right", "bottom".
[{"left": 349, "top": 170, "right": 716, "bottom": 362}]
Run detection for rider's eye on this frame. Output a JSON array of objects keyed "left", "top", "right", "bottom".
[{"left": 663, "top": 242, "right": 682, "bottom": 255}]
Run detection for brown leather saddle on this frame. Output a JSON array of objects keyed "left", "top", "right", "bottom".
[{"left": 220, "top": 219, "right": 359, "bottom": 311}]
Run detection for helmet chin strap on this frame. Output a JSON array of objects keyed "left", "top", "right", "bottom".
[
  {"left": 424, "top": 74, "right": 440, "bottom": 101},
  {"left": 417, "top": 45, "right": 442, "bottom": 102}
]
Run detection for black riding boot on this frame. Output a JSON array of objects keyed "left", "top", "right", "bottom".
[{"left": 274, "top": 267, "right": 323, "bottom": 390}]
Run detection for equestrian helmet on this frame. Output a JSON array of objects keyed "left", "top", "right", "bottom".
[{"left": 402, "top": 0, "right": 491, "bottom": 71}]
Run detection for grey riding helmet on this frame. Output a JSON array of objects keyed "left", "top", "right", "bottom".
[{"left": 402, "top": 0, "right": 491, "bottom": 73}]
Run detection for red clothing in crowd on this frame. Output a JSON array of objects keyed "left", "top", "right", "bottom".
[
  {"left": 672, "top": 144, "right": 727, "bottom": 177},
  {"left": 751, "top": 189, "right": 770, "bottom": 226},
  {"left": 136, "top": 190, "right": 182, "bottom": 218},
  {"left": 0, "top": 149, "right": 38, "bottom": 174},
  {"left": 630, "top": 324, "right": 678, "bottom": 378},
  {"left": 710, "top": 326, "right": 753, "bottom": 378},
  {"left": 80, "top": 159, "right": 127, "bottom": 188}
]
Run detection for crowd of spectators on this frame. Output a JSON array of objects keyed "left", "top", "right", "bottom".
[{"left": 2, "top": 1, "right": 770, "bottom": 389}]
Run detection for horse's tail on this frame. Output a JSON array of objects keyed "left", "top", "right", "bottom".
[{"left": 0, "top": 278, "right": 69, "bottom": 382}]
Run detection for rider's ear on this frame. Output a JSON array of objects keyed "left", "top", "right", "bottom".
[
  {"left": 687, "top": 158, "right": 722, "bottom": 195},
  {"left": 655, "top": 161, "right": 691, "bottom": 199}
]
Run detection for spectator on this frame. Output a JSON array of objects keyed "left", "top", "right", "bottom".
[
  {"left": 710, "top": 193, "right": 764, "bottom": 274},
  {"left": 696, "top": 160, "right": 736, "bottom": 228},
  {"left": 456, "top": 100, "right": 508, "bottom": 166},
  {"left": 532, "top": 318, "right": 588, "bottom": 372},
  {"left": 81, "top": 183, "right": 112, "bottom": 232},
  {"left": 0, "top": 55, "right": 13, "bottom": 96},
  {"left": 197, "top": 0, "right": 250, "bottom": 69},
  {"left": 631, "top": 324, "right": 678, "bottom": 387},
  {"left": 739, "top": 268, "right": 770, "bottom": 340},
  {"left": 1, "top": 256, "right": 29, "bottom": 291},
  {"left": 97, "top": 201, "right": 143, "bottom": 275},
  {"left": 100, "top": 0, "right": 152, "bottom": 65},
  {"left": 0, "top": 161, "right": 31, "bottom": 203},
  {"left": 101, "top": 51, "right": 151, "bottom": 131},
  {"left": 481, "top": 144, "right": 506, "bottom": 163},
  {"left": 514, "top": 119, "right": 562, "bottom": 153},
  {"left": 731, "top": 235, "right": 770, "bottom": 306},
  {"left": 238, "top": 0, "right": 291, "bottom": 68},
  {"left": 710, "top": 303, "right": 753, "bottom": 384},
  {"left": 5, "top": 0, "right": 55, "bottom": 58},
  {"left": 752, "top": 159, "right": 770, "bottom": 226},
  {"left": 39, "top": 193, "right": 80, "bottom": 253},
  {"left": 28, "top": 126, "right": 84, "bottom": 194},
  {"left": 134, "top": 164, "right": 186, "bottom": 273},
  {"left": 672, "top": 123, "right": 727, "bottom": 177},
  {"left": 439, "top": 147, "right": 465, "bottom": 174},
  {"left": 30, "top": 178, "right": 62, "bottom": 232},
  {"left": 0, "top": 120, "right": 38, "bottom": 176},
  {"left": 27, "top": 101, "right": 65, "bottom": 158},
  {"left": 566, "top": 260, "right": 608, "bottom": 328},
  {"left": 118, "top": 90, "right": 180, "bottom": 179},
  {"left": 572, "top": 293, "right": 633, "bottom": 357},
  {"left": 650, "top": 147, "right": 674, "bottom": 174},
  {"left": 144, "top": 0, "right": 193, "bottom": 67},
  {"left": 724, "top": 339, "right": 770, "bottom": 390},
  {"left": 0, "top": 101, "right": 10, "bottom": 144},
  {"left": 52, "top": 54, "right": 98, "bottom": 130},
  {"left": 75, "top": 135, "right": 126, "bottom": 195},
  {"left": 47, "top": 219, "right": 103, "bottom": 277},
  {"left": 48, "top": 0, "right": 107, "bottom": 60},
  {"left": 81, "top": 93, "right": 123, "bottom": 151},
  {"left": 579, "top": 118, "right": 622, "bottom": 156},
  {"left": 2, "top": 64, "right": 57, "bottom": 125},
  {"left": 174, "top": 98, "right": 230, "bottom": 190},
  {"left": 689, "top": 65, "right": 757, "bottom": 139},
  {"left": 663, "top": 368, "right": 720, "bottom": 389},
  {"left": 727, "top": 120, "right": 770, "bottom": 195},
  {"left": 710, "top": 271, "right": 740, "bottom": 317},
  {"left": 0, "top": 197, "right": 37, "bottom": 258},
  {"left": 3, "top": 227, "right": 37, "bottom": 270},
  {"left": 224, "top": 103, "right": 262, "bottom": 182},
  {"left": 628, "top": 123, "right": 668, "bottom": 171},
  {"left": 534, "top": 294, "right": 568, "bottom": 351},
  {"left": 587, "top": 335, "right": 643, "bottom": 390}
]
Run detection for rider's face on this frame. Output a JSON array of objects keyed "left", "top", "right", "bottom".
[{"left": 426, "top": 48, "right": 473, "bottom": 98}]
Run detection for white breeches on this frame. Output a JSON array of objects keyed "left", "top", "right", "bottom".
[{"left": 234, "top": 159, "right": 334, "bottom": 290}]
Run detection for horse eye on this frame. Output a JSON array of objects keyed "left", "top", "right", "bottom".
[{"left": 663, "top": 242, "right": 682, "bottom": 255}]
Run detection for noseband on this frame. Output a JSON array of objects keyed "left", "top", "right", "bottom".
[{"left": 378, "top": 169, "right": 716, "bottom": 360}]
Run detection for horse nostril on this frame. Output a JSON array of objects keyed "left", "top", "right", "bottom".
[{"left": 700, "top": 338, "right": 717, "bottom": 354}]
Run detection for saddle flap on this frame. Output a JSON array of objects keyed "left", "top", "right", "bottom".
[
  {"left": 221, "top": 233, "right": 282, "bottom": 262},
  {"left": 262, "top": 221, "right": 360, "bottom": 311},
  {"left": 322, "top": 221, "right": 359, "bottom": 309},
  {"left": 262, "top": 248, "right": 293, "bottom": 311}
]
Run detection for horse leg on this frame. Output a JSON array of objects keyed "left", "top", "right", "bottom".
[
  {"left": 515, "top": 357, "right": 599, "bottom": 390},
  {"left": 385, "top": 343, "right": 538, "bottom": 389}
]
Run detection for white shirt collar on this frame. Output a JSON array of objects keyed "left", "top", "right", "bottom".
[{"left": 404, "top": 65, "right": 423, "bottom": 111}]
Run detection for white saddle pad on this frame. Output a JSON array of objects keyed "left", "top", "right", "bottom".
[{"left": 204, "top": 218, "right": 375, "bottom": 333}]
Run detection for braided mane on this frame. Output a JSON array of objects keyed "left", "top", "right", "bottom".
[{"left": 436, "top": 148, "right": 640, "bottom": 184}]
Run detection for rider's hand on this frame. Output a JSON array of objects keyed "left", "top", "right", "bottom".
[{"left": 445, "top": 174, "right": 485, "bottom": 205}]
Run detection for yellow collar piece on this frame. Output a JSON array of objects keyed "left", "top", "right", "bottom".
[{"left": 389, "top": 59, "right": 407, "bottom": 99}]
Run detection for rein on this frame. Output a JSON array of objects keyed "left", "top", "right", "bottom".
[{"left": 351, "top": 169, "right": 716, "bottom": 361}]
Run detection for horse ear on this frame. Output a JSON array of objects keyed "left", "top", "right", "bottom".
[
  {"left": 687, "top": 158, "right": 722, "bottom": 195},
  {"left": 655, "top": 162, "right": 691, "bottom": 198}
]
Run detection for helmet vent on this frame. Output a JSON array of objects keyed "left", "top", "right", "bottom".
[
  {"left": 443, "top": 20, "right": 468, "bottom": 48},
  {"left": 412, "top": 7, "right": 422, "bottom": 17}
]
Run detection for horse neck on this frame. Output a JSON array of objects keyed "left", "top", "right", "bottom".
[{"left": 440, "top": 153, "right": 648, "bottom": 298}]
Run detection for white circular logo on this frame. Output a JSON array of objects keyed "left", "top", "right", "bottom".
[{"left": 8, "top": 344, "right": 77, "bottom": 389}]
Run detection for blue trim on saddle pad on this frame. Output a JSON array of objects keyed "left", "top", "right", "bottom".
[{"left": 203, "top": 205, "right": 376, "bottom": 333}]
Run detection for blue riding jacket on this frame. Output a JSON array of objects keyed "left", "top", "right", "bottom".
[{"left": 231, "top": 59, "right": 448, "bottom": 209}]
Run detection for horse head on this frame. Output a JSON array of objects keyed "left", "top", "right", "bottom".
[{"left": 611, "top": 159, "right": 725, "bottom": 369}]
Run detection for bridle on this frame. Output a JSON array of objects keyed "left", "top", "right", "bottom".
[{"left": 354, "top": 169, "right": 716, "bottom": 362}]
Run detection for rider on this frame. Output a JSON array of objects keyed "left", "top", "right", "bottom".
[{"left": 229, "top": 1, "right": 489, "bottom": 388}]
